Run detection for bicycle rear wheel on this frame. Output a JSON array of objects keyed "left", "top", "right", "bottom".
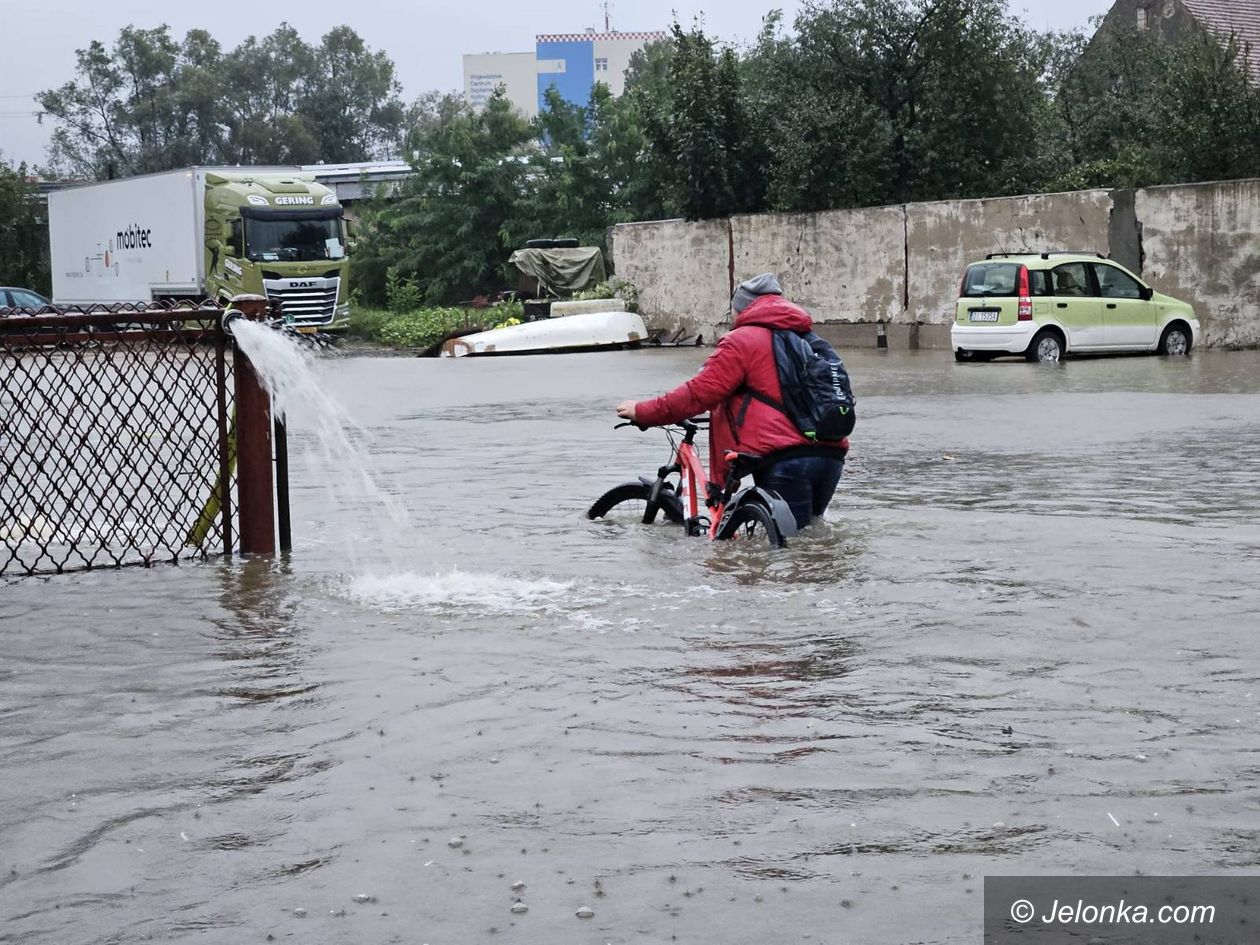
[
  {"left": 718, "top": 501, "right": 787, "bottom": 548},
  {"left": 587, "top": 482, "right": 684, "bottom": 525}
]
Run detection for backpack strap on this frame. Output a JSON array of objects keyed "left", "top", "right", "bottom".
[{"left": 730, "top": 385, "right": 787, "bottom": 445}]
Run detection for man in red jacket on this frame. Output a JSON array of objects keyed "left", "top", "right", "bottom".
[{"left": 616, "top": 273, "right": 848, "bottom": 530}]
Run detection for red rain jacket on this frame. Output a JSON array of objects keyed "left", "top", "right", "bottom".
[{"left": 635, "top": 295, "right": 849, "bottom": 484}]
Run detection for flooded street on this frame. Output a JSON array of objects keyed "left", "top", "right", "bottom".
[{"left": 4, "top": 347, "right": 1260, "bottom": 945}]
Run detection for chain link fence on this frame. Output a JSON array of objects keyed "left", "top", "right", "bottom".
[{"left": 0, "top": 302, "right": 237, "bottom": 575}]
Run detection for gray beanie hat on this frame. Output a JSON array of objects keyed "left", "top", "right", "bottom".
[{"left": 731, "top": 273, "right": 783, "bottom": 315}]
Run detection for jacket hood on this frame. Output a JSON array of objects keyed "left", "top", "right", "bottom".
[{"left": 733, "top": 294, "right": 813, "bottom": 332}]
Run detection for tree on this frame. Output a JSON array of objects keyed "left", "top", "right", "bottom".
[
  {"left": 751, "top": 0, "right": 1060, "bottom": 210},
  {"left": 354, "top": 90, "right": 535, "bottom": 305},
  {"left": 299, "top": 27, "right": 406, "bottom": 163},
  {"left": 625, "top": 22, "right": 764, "bottom": 221},
  {"left": 0, "top": 157, "right": 51, "bottom": 294},
  {"left": 1148, "top": 31, "right": 1260, "bottom": 183},
  {"left": 219, "top": 25, "right": 319, "bottom": 165},
  {"left": 1055, "top": 20, "right": 1167, "bottom": 186},
  {"left": 1056, "top": 22, "right": 1260, "bottom": 188},
  {"left": 38, "top": 23, "right": 407, "bottom": 177},
  {"left": 617, "top": 39, "right": 682, "bottom": 221}
]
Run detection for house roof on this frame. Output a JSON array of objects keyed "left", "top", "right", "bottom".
[{"left": 1180, "top": 0, "right": 1260, "bottom": 81}]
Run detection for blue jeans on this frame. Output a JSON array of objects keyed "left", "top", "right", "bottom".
[{"left": 753, "top": 455, "right": 844, "bottom": 530}]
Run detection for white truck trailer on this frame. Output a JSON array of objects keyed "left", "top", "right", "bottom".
[{"left": 48, "top": 167, "right": 352, "bottom": 331}]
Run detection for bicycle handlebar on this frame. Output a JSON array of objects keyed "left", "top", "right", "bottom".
[{"left": 615, "top": 415, "right": 708, "bottom": 431}]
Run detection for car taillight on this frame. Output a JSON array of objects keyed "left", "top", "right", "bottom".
[{"left": 1018, "top": 265, "right": 1033, "bottom": 320}]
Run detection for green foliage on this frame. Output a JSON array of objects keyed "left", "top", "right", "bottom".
[
  {"left": 385, "top": 267, "right": 423, "bottom": 313},
  {"left": 638, "top": 22, "right": 762, "bottom": 220},
  {"left": 351, "top": 300, "right": 525, "bottom": 349},
  {"left": 353, "top": 90, "right": 535, "bottom": 307},
  {"left": 0, "top": 157, "right": 50, "bottom": 293},
  {"left": 1056, "top": 23, "right": 1260, "bottom": 188},
  {"left": 571, "top": 278, "right": 640, "bottom": 311},
  {"left": 37, "top": 23, "right": 405, "bottom": 177}
]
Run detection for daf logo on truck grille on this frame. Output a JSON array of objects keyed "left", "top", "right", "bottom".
[
  {"left": 289, "top": 280, "right": 316, "bottom": 288},
  {"left": 275, "top": 196, "right": 316, "bottom": 205}
]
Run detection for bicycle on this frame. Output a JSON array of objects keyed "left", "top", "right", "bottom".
[{"left": 587, "top": 416, "right": 798, "bottom": 548}]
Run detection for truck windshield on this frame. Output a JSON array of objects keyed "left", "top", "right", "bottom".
[{"left": 244, "top": 213, "right": 344, "bottom": 263}]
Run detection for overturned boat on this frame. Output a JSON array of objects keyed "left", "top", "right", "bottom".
[{"left": 440, "top": 301, "right": 647, "bottom": 358}]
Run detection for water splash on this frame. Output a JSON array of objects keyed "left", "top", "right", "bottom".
[
  {"left": 228, "top": 321, "right": 409, "bottom": 540},
  {"left": 343, "top": 570, "right": 572, "bottom": 614}
]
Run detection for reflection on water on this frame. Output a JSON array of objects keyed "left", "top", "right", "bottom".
[{"left": 4, "top": 350, "right": 1260, "bottom": 944}]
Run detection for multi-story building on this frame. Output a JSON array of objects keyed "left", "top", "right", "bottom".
[{"left": 462, "top": 29, "right": 667, "bottom": 118}]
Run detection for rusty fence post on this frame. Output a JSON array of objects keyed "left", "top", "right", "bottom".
[{"left": 231, "top": 296, "right": 277, "bottom": 555}]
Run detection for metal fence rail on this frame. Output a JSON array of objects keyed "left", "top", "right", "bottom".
[{"left": 0, "top": 303, "right": 236, "bottom": 575}]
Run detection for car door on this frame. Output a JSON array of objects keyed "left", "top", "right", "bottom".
[
  {"left": 1092, "top": 263, "right": 1157, "bottom": 348},
  {"left": 1049, "top": 262, "right": 1103, "bottom": 348}
]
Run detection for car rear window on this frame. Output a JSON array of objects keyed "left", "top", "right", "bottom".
[{"left": 961, "top": 263, "right": 1019, "bottom": 298}]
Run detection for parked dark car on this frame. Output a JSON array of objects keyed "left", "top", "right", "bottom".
[{"left": 0, "top": 287, "right": 53, "bottom": 314}]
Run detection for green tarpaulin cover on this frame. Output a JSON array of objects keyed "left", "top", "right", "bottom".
[{"left": 509, "top": 247, "right": 606, "bottom": 297}]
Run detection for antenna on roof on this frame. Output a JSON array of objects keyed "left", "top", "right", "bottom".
[{"left": 603, "top": 0, "right": 612, "bottom": 32}]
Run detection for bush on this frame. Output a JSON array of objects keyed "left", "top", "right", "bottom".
[
  {"left": 349, "top": 299, "right": 526, "bottom": 349},
  {"left": 570, "top": 278, "right": 639, "bottom": 311},
  {"left": 385, "top": 267, "right": 424, "bottom": 313}
]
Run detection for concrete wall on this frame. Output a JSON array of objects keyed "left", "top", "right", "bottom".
[
  {"left": 1137, "top": 179, "right": 1260, "bottom": 348},
  {"left": 609, "top": 218, "right": 732, "bottom": 341},
  {"left": 905, "top": 190, "right": 1113, "bottom": 325},
  {"left": 611, "top": 177, "right": 1260, "bottom": 349},
  {"left": 732, "top": 207, "right": 905, "bottom": 324}
]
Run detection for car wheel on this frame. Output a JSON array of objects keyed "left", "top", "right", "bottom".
[
  {"left": 954, "top": 349, "right": 973, "bottom": 362},
  {"left": 1158, "top": 323, "right": 1191, "bottom": 357},
  {"left": 1027, "top": 329, "right": 1064, "bottom": 363}
]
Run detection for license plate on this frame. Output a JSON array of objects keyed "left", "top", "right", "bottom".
[
  {"left": 296, "top": 326, "right": 318, "bottom": 334},
  {"left": 968, "top": 310, "right": 1000, "bottom": 322}
]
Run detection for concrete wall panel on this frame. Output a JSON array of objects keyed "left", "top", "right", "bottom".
[
  {"left": 609, "top": 218, "right": 732, "bottom": 339},
  {"left": 730, "top": 207, "right": 906, "bottom": 324},
  {"left": 1136, "top": 180, "right": 1260, "bottom": 348},
  {"left": 612, "top": 179, "right": 1260, "bottom": 348},
  {"left": 906, "top": 190, "right": 1113, "bottom": 324}
]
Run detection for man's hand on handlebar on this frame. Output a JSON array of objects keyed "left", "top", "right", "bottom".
[{"left": 615, "top": 400, "right": 638, "bottom": 421}]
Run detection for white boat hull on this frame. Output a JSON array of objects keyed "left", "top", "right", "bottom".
[{"left": 440, "top": 310, "right": 648, "bottom": 358}]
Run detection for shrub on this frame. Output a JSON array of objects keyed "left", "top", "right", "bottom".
[
  {"left": 570, "top": 278, "right": 639, "bottom": 311},
  {"left": 350, "top": 299, "right": 527, "bottom": 349},
  {"left": 385, "top": 267, "right": 424, "bottom": 313}
]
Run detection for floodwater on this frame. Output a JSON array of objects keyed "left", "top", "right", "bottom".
[{"left": 3, "top": 347, "right": 1260, "bottom": 945}]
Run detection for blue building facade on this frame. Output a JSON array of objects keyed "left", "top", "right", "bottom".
[{"left": 534, "top": 31, "right": 666, "bottom": 112}]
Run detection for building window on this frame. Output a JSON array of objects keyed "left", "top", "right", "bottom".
[
  {"left": 1136, "top": 6, "right": 1149, "bottom": 30},
  {"left": 595, "top": 57, "right": 608, "bottom": 72}
]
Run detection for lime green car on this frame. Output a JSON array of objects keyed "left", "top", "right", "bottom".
[{"left": 952, "top": 252, "right": 1200, "bottom": 363}]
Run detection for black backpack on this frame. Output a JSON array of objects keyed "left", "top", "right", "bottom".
[{"left": 741, "top": 330, "right": 856, "bottom": 441}]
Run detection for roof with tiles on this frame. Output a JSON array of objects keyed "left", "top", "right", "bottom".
[{"left": 1180, "top": 0, "right": 1260, "bottom": 80}]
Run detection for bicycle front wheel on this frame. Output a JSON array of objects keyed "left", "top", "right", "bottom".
[
  {"left": 587, "top": 482, "right": 684, "bottom": 525},
  {"left": 718, "top": 501, "right": 787, "bottom": 548}
]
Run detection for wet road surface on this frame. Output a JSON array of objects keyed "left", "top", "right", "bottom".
[{"left": 3, "top": 348, "right": 1259, "bottom": 944}]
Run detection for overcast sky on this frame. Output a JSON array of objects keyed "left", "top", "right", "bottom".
[{"left": 0, "top": 0, "right": 1113, "bottom": 169}]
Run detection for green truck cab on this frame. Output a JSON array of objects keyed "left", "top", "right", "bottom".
[{"left": 203, "top": 172, "right": 351, "bottom": 331}]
